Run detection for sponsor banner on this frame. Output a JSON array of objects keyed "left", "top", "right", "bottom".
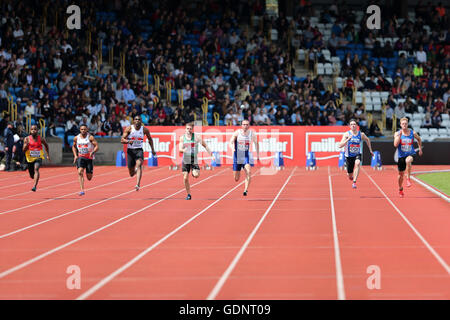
[{"left": 123, "top": 126, "right": 349, "bottom": 166}]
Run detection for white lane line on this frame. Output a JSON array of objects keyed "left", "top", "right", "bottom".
[
  {"left": 410, "top": 176, "right": 450, "bottom": 202},
  {"left": 77, "top": 168, "right": 250, "bottom": 300},
  {"left": 0, "top": 170, "right": 116, "bottom": 200},
  {"left": 206, "top": 168, "right": 295, "bottom": 300},
  {"left": 0, "top": 169, "right": 75, "bottom": 190},
  {"left": 0, "top": 172, "right": 179, "bottom": 239},
  {"left": 0, "top": 169, "right": 226, "bottom": 281},
  {"left": 327, "top": 166, "right": 346, "bottom": 300},
  {"left": 363, "top": 168, "right": 450, "bottom": 275},
  {"left": 0, "top": 167, "right": 165, "bottom": 215}
]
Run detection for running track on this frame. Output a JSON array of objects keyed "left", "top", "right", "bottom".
[{"left": 0, "top": 165, "right": 448, "bottom": 299}]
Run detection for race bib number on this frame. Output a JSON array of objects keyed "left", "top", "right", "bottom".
[
  {"left": 237, "top": 141, "right": 249, "bottom": 151},
  {"left": 401, "top": 144, "right": 411, "bottom": 152},
  {"left": 131, "top": 140, "right": 143, "bottom": 148},
  {"left": 30, "top": 150, "right": 41, "bottom": 158},
  {"left": 79, "top": 147, "right": 89, "bottom": 154},
  {"left": 349, "top": 144, "right": 360, "bottom": 154}
]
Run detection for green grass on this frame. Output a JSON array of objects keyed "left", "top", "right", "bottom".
[{"left": 415, "top": 172, "right": 450, "bottom": 196}]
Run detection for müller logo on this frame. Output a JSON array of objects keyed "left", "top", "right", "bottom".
[{"left": 305, "top": 132, "right": 345, "bottom": 160}]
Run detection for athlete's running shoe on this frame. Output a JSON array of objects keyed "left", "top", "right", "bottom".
[
  {"left": 406, "top": 178, "right": 412, "bottom": 187},
  {"left": 79, "top": 191, "right": 85, "bottom": 196},
  {"left": 135, "top": 184, "right": 140, "bottom": 191},
  {"left": 348, "top": 175, "right": 353, "bottom": 181},
  {"left": 352, "top": 182, "right": 357, "bottom": 189},
  {"left": 31, "top": 187, "right": 36, "bottom": 192},
  {"left": 186, "top": 194, "right": 191, "bottom": 200},
  {"left": 399, "top": 188, "right": 404, "bottom": 197},
  {"left": 243, "top": 190, "right": 248, "bottom": 196}
]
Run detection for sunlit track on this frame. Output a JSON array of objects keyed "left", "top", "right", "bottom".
[
  {"left": 0, "top": 167, "right": 165, "bottom": 215},
  {"left": 0, "top": 172, "right": 179, "bottom": 239},
  {"left": 0, "top": 165, "right": 449, "bottom": 300},
  {"left": 0, "top": 168, "right": 227, "bottom": 283},
  {"left": 0, "top": 170, "right": 118, "bottom": 200},
  {"left": 0, "top": 168, "right": 75, "bottom": 190}
]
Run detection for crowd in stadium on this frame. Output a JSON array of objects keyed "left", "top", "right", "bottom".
[{"left": 0, "top": 0, "right": 449, "bottom": 170}]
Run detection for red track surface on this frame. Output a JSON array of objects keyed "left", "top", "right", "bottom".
[{"left": 0, "top": 165, "right": 449, "bottom": 299}]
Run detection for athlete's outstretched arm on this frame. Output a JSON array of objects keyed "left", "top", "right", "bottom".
[
  {"left": 89, "top": 135, "right": 99, "bottom": 158},
  {"left": 121, "top": 126, "right": 132, "bottom": 144},
  {"left": 229, "top": 131, "right": 238, "bottom": 153},
  {"left": 23, "top": 136, "right": 29, "bottom": 153},
  {"left": 393, "top": 131, "right": 401, "bottom": 147},
  {"left": 72, "top": 136, "right": 78, "bottom": 164},
  {"left": 179, "top": 136, "right": 186, "bottom": 153},
  {"left": 200, "top": 137, "right": 212, "bottom": 155},
  {"left": 41, "top": 138, "right": 50, "bottom": 161},
  {"left": 338, "top": 132, "right": 350, "bottom": 149},
  {"left": 144, "top": 127, "right": 156, "bottom": 155},
  {"left": 361, "top": 133, "right": 374, "bottom": 156},
  {"left": 413, "top": 132, "right": 423, "bottom": 156}
]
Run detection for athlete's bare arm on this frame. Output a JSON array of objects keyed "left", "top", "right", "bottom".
[
  {"left": 361, "top": 132, "right": 374, "bottom": 156},
  {"left": 199, "top": 136, "right": 212, "bottom": 155},
  {"left": 89, "top": 135, "right": 99, "bottom": 158},
  {"left": 23, "top": 136, "right": 29, "bottom": 152},
  {"left": 72, "top": 136, "right": 78, "bottom": 164},
  {"left": 393, "top": 131, "right": 401, "bottom": 147},
  {"left": 41, "top": 138, "right": 50, "bottom": 161},
  {"left": 413, "top": 131, "right": 423, "bottom": 156},
  {"left": 229, "top": 131, "right": 239, "bottom": 153},
  {"left": 121, "top": 126, "right": 132, "bottom": 144},
  {"left": 143, "top": 127, "right": 156, "bottom": 155},
  {"left": 338, "top": 132, "right": 350, "bottom": 149},
  {"left": 179, "top": 136, "right": 186, "bottom": 153}
]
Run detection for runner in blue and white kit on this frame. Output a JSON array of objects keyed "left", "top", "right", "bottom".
[
  {"left": 229, "top": 119, "right": 259, "bottom": 196},
  {"left": 394, "top": 117, "right": 423, "bottom": 196},
  {"left": 338, "top": 119, "right": 374, "bottom": 189}
]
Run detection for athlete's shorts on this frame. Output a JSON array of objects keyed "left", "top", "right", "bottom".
[
  {"left": 127, "top": 148, "right": 144, "bottom": 169},
  {"left": 233, "top": 158, "right": 251, "bottom": 171},
  {"left": 397, "top": 155, "right": 415, "bottom": 172},
  {"left": 27, "top": 158, "right": 42, "bottom": 179},
  {"left": 182, "top": 163, "right": 200, "bottom": 173},
  {"left": 346, "top": 154, "right": 362, "bottom": 173},
  {"left": 76, "top": 157, "right": 94, "bottom": 174}
]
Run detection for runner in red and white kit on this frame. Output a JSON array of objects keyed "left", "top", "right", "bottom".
[{"left": 72, "top": 124, "right": 99, "bottom": 196}]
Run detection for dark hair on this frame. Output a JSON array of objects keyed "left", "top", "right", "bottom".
[
  {"left": 80, "top": 124, "right": 88, "bottom": 129},
  {"left": 349, "top": 118, "right": 357, "bottom": 125}
]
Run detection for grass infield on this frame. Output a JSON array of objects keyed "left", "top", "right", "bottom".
[{"left": 415, "top": 172, "right": 450, "bottom": 196}]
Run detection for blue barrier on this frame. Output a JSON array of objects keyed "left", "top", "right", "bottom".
[
  {"left": 306, "top": 151, "right": 316, "bottom": 168},
  {"left": 116, "top": 150, "right": 126, "bottom": 167},
  {"left": 274, "top": 152, "right": 284, "bottom": 167},
  {"left": 211, "top": 152, "right": 221, "bottom": 167},
  {"left": 147, "top": 152, "right": 158, "bottom": 167},
  {"left": 338, "top": 151, "right": 345, "bottom": 169},
  {"left": 371, "top": 151, "right": 382, "bottom": 169}
]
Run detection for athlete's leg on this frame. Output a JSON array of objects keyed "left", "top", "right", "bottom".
[
  {"left": 353, "top": 159, "right": 361, "bottom": 182},
  {"left": 86, "top": 160, "right": 93, "bottom": 181},
  {"left": 78, "top": 167, "right": 85, "bottom": 193},
  {"left": 192, "top": 168, "right": 200, "bottom": 178},
  {"left": 183, "top": 171, "right": 190, "bottom": 195},
  {"left": 32, "top": 161, "right": 41, "bottom": 190},
  {"left": 405, "top": 156, "right": 414, "bottom": 186},
  {"left": 135, "top": 158, "right": 143, "bottom": 189},
  {"left": 234, "top": 170, "right": 240, "bottom": 182},
  {"left": 243, "top": 164, "right": 251, "bottom": 194}
]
